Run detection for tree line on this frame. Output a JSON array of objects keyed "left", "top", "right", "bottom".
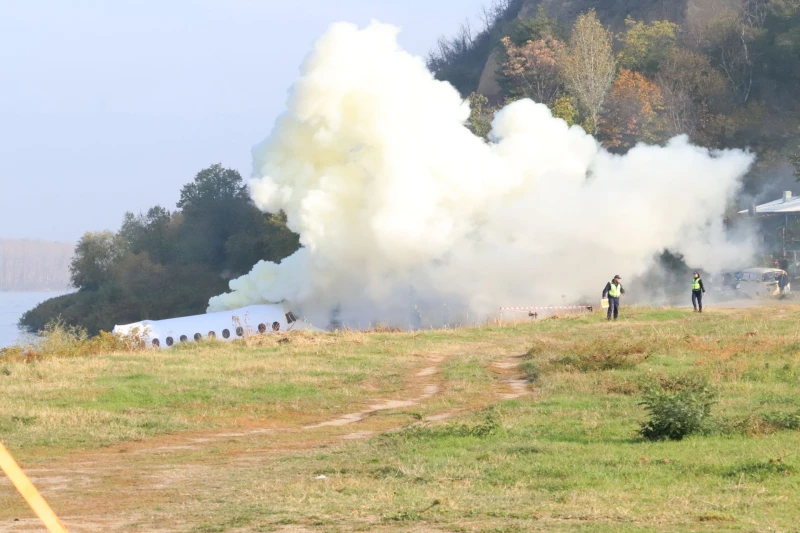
[
  {"left": 0, "top": 239, "right": 73, "bottom": 291},
  {"left": 20, "top": 165, "right": 299, "bottom": 335}
]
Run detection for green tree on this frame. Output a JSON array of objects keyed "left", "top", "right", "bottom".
[
  {"left": 69, "top": 231, "right": 127, "bottom": 291},
  {"left": 22, "top": 163, "right": 301, "bottom": 336},
  {"left": 176, "top": 164, "right": 257, "bottom": 269},
  {"left": 118, "top": 206, "right": 173, "bottom": 264},
  {"left": 617, "top": 17, "right": 680, "bottom": 75},
  {"left": 177, "top": 164, "right": 250, "bottom": 213},
  {"left": 466, "top": 92, "right": 496, "bottom": 139},
  {"left": 549, "top": 95, "right": 579, "bottom": 127},
  {"left": 506, "top": 5, "right": 565, "bottom": 44},
  {"left": 223, "top": 212, "right": 301, "bottom": 275}
]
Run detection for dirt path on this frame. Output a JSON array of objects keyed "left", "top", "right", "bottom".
[
  {"left": 492, "top": 354, "right": 529, "bottom": 400},
  {"left": 0, "top": 353, "right": 529, "bottom": 533}
]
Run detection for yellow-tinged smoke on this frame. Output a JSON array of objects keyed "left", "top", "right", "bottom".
[{"left": 208, "top": 21, "right": 754, "bottom": 328}]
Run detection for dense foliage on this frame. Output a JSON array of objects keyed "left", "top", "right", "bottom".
[{"left": 21, "top": 165, "right": 299, "bottom": 335}]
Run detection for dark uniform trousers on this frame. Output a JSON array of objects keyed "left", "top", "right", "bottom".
[
  {"left": 607, "top": 296, "right": 620, "bottom": 319},
  {"left": 692, "top": 290, "right": 703, "bottom": 311}
]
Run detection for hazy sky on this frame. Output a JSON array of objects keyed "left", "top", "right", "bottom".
[{"left": 0, "top": 1, "right": 487, "bottom": 242}]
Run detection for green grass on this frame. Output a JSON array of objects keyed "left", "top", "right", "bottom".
[
  {"left": 153, "top": 306, "right": 800, "bottom": 532},
  {"left": 0, "top": 331, "right": 422, "bottom": 454},
  {"left": 2, "top": 306, "right": 800, "bottom": 531}
]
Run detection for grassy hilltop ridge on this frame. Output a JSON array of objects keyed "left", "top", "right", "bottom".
[{"left": 1, "top": 305, "right": 799, "bottom": 532}]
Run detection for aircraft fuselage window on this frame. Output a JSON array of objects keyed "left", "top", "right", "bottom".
[
  {"left": 166, "top": 337, "right": 174, "bottom": 346},
  {"left": 258, "top": 323, "right": 267, "bottom": 333},
  {"left": 222, "top": 329, "right": 230, "bottom": 339},
  {"left": 152, "top": 339, "right": 160, "bottom": 347},
  {"left": 272, "top": 321, "right": 280, "bottom": 331},
  {"left": 194, "top": 333, "right": 202, "bottom": 341},
  {"left": 179, "top": 335, "right": 188, "bottom": 342},
  {"left": 236, "top": 327, "right": 244, "bottom": 337}
]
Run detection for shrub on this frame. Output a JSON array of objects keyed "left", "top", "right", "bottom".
[{"left": 639, "top": 375, "right": 717, "bottom": 440}]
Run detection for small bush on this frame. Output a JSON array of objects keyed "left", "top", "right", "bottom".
[{"left": 639, "top": 375, "right": 717, "bottom": 441}]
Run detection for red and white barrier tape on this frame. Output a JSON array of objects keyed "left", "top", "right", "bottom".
[{"left": 499, "top": 306, "right": 593, "bottom": 312}]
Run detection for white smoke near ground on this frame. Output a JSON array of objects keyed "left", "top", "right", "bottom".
[{"left": 207, "top": 21, "right": 755, "bottom": 327}]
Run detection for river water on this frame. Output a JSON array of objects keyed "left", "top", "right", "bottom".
[{"left": 0, "top": 291, "right": 69, "bottom": 348}]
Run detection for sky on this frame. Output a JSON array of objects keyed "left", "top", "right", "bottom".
[{"left": 0, "top": 0, "right": 488, "bottom": 242}]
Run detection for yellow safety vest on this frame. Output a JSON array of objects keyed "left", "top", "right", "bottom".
[
  {"left": 692, "top": 278, "right": 701, "bottom": 290},
  {"left": 608, "top": 282, "right": 621, "bottom": 297}
]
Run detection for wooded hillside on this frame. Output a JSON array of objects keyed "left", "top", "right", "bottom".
[{"left": 428, "top": 0, "right": 800, "bottom": 200}]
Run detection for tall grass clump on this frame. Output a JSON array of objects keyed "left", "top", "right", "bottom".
[
  {"left": 0, "top": 319, "right": 146, "bottom": 361},
  {"left": 391, "top": 408, "right": 501, "bottom": 442}
]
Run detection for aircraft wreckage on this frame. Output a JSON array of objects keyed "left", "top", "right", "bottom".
[{"left": 113, "top": 304, "right": 318, "bottom": 348}]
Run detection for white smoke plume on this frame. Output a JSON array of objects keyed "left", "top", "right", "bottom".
[{"left": 208, "top": 21, "right": 755, "bottom": 327}]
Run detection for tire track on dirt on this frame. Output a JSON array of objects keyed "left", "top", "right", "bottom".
[{"left": 0, "top": 353, "right": 530, "bottom": 532}]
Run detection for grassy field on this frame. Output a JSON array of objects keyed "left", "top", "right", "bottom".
[{"left": 1, "top": 306, "right": 800, "bottom": 532}]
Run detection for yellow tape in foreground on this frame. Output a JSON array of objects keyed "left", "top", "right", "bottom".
[{"left": 0, "top": 441, "right": 68, "bottom": 533}]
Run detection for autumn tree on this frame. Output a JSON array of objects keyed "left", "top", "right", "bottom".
[
  {"left": 617, "top": 17, "right": 680, "bottom": 75},
  {"left": 600, "top": 69, "right": 664, "bottom": 150},
  {"left": 562, "top": 10, "right": 617, "bottom": 134},
  {"left": 500, "top": 36, "right": 565, "bottom": 104}
]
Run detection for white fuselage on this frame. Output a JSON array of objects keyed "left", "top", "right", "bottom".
[{"left": 112, "top": 305, "right": 318, "bottom": 348}]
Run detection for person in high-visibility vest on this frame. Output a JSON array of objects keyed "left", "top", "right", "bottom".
[
  {"left": 602, "top": 275, "right": 626, "bottom": 320},
  {"left": 692, "top": 272, "right": 706, "bottom": 312}
]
